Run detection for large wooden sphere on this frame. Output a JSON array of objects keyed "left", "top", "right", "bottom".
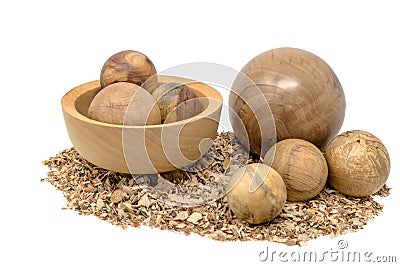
[
  {"left": 325, "top": 130, "right": 390, "bottom": 197},
  {"left": 230, "top": 47, "right": 346, "bottom": 156}
]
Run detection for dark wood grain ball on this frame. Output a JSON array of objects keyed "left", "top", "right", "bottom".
[
  {"left": 152, "top": 82, "right": 200, "bottom": 123},
  {"left": 100, "top": 50, "right": 157, "bottom": 93}
]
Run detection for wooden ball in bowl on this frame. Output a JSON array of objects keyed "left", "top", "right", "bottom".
[
  {"left": 87, "top": 82, "right": 161, "bottom": 126},
  {"left": 100, "top": 50, "right": 158, "bottom": 92},
  {"left": 325, "top": 130, "right": 390, "bottom": 197},
  {"left": 152, "top": 82, "right": 200, "bottom": 123},
  {"left": 226, "top": 163, "right": 287, "bottom": 224},
  {"left": 61, "top": 76, "right": 222, "bottom": 174},
  {"left": 230, "top": 47, "right": 346, "bottom": 156},
  {"left": 264, "top": 139, "right": 328, "bottom": 201}
]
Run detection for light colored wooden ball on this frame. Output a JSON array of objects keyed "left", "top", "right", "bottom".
[
  {"left": 325, "top": 130, "right": 390, "bottom": 197},
  {"left": 226, "top": 163, "right": 287, "bottom": 224},
  {"left": 264, "top": 139, "right": 328, "bottom": 201},
  {"left": 230, "top": 47, "right": 346, "bottom": 156},
  {"left": 152, "top": 82, "right": 200, "bottom": 123},
  {"left": 100, "top": 50, "right": 158, "bottom": 93},
  {"left": 87, "top": 82, "right": 161, "bottom": 125}
]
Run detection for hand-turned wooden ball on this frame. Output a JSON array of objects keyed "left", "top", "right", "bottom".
[
  {"left": 230, "top": 47, "right": 346, "bottom": 156},
  {"left": 152, "top": 82, "right": 200, "bottom": 123},
  {"left": 87, "top": 82, "right": 161, "bottom": 125},
  {"left": 100, "top": 50, "right": 158, "bottom": 93},
  {"left": 226, "top": 163, "right": 287, "bottom": 224},
  {"left": 264, "top": 139, "right": 328, "bottom": 201},
  {"left": 325, "top": 130, "right": 390, "bottom": 197}
]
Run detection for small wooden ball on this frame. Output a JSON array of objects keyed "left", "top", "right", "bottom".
[
  {"left": 87, "top": 82, "right": 161, "bottom": 125},
  {"left": 230, "top": 47, "right": 346, "bottom": 156},
  {"left": 152, "top": 82, "right": 200, "bottom": 123},
  {"left": 325, "top": 130, "right": 390, "bottom": 197},
  {"left": 264, "top": 139, "right": 328, "bottom": 201},
  {"left": 226, "top": 163, "right": 287, "bottom": 224},
  {"left": 100, "top": 50, "right": 158, "bottom": 92}
]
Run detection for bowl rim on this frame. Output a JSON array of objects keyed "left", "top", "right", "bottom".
[{"left": 61, "top": 75, "right": 223, "bottom": 129}]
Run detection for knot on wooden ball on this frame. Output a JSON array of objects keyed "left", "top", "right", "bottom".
[
  {"left": 87, "top": 82, "right": 161, "bottom": 126},
  {"left": 264, "top": 139, "right": 328, "bottom": 201},
  {"left": 325, "top": 130, "right": 390, "bottom": 197}
]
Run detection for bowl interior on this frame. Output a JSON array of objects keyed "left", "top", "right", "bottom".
[{"left": 75, "top": 87, "right": 101, "bottom": 118}]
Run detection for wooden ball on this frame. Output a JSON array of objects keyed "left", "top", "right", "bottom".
[
  {"left": 264, "top": 139, "right": 328, "bottom": 201},
  {"left": 226, "top": 163, "right": 287, "bottom": 224},
  {"left": 325, "top": 130, "right": 390, "bottom": 197},
  {"left": 230, "top": 47, "right": 346, "bottom": 155},
  {"left": 100, "top": 50, "right": 158, "bottom": 92},
  {"left": 87, "top": 82, "right": 161, "bottom": 125},
  {"left": 152, "top": 82, "right": 200, "bottom": 123}
]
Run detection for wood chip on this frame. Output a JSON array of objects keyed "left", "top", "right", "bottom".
[
  {"left": 174, "top": 211, "right": 189, "bottom": 221},
  {"left": 298, "top": 241, "right": 308, "bottom": 247},
  {"left": 176, "top": 223, "right": 187, "bottom": 229},
  {"left": 110, "top": 189, "right": 124, "bottom": 203},
  {"left": 42, "top": 132, "right": 391, "bottom": 245},
  {"left": 222, "top": 157, "right": 230, "bottom": 170},
  {"left": 138, "top": 194, "right": 151, "bottom": 208},
  {"left": 96, "top": 198, "right": 105, "bottom": 210},
  {"left": 187, "top": 212, "right": 203, "bottom": 224}
]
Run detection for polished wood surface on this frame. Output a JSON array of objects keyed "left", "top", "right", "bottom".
[
  {"left": 100, "top": 50, "right": 158, "bottom": 92},
  {"left": 264, "top": 139, "right": 328, "bottom": 201},
  {"left": 230, "top": 47, "right": 346, "bottom": 156},
  {"left": 226, "top": 163, "right": 287, "bottom": 224},
  {"left": 87, "top": 82, "right": 161, "bottom": 125},
  {"left": 62, "top": 76, "right": 222, "bottom": 174},
  {"left": 152, "top": 82, "right": 200, "bottom": 123},
  {"left": 325, "top": 130, "right": 390, "bottom": 197}
]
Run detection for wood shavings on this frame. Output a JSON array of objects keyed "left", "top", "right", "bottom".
[{"left": 42, "top": 132, "right": 391, "bottom": 246}]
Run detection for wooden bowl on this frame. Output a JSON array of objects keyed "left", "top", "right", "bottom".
[{"left": 61, "top": 75, "right": 222, "bottom": 174}]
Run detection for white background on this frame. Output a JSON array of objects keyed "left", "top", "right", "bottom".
[{"left": 1, "top": 0, "right": 399, "bottom": 266}]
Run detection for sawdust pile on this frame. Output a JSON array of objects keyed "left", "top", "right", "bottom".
[{"left": 42, "top": 132, "right": 390, "bottom": 246}]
